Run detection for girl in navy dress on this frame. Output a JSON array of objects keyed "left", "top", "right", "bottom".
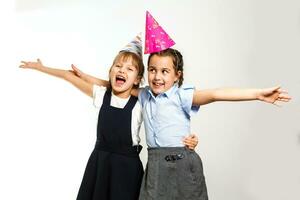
[{"left": 20, "top": 34, "right": 145, "bottom": 200}]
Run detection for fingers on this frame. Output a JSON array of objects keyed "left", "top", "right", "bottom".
[
  {"left": 19, "top": 61, "right": 29, "bottom": 68},
  {"left": 19, "top": 61, "right": 26, "bottom": 68},
  {"left": 71, "top": 64, "right": 82, "bottom": 76},
  {"left": 183, "top": 139, "right": 196, "bottom": 146},
  {"left": 19, "top": 59, "right": 41, "bottom": 68},
  {"left": 278, "top": 89, "right": 288, "bottom": 94},
  {"left": 278, "top": 93, "right": 292, "bottom": 101},
  {"left": 183, "top": 142, "right": 196, "bottom": 149},
  {"left": 71, "top": 64, "right": 79, "bottom": 71},
  {"left": 183, "top": 141, "right": 196, "bottom": 150},
  {"left": 272, "top": 85, "right": 281, "bottom": 91},
  {"left": 183, "top": 138, "right": 196, "bottom": 145},
  {"left": 277, "top": 97, "right": 291, "bottom": 102},
  {"left": 279, "top": 93, "right": 291, "bottom": 99}
]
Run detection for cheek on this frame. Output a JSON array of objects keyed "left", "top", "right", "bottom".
[
  {"left": 108, "top": 70, "right": 113, "bottom": 78},
  {"left": 148, "top": 73, "right": 154, "bottom": 81}
]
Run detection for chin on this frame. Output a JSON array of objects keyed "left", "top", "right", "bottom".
[{"left": 151, "top": 89, "right": 162, "bottom": 95}]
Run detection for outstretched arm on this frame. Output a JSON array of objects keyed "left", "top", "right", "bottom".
[
  {"left": 71, "top": 64, "right": 110, "bottom": 87},
  {"left": 71, "top": 64, "right": 141, "bottom": 97},
  {"left": 20, "top": 59, "right": 93, "bottom": 97},
  {"left": 192, "top": 86, "right": 291, "bottom": 106}
]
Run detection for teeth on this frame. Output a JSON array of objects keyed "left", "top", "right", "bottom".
[
  {"left": 116, "top": 75, "right": 126, "bottom": 81},
  {"left": 153, "top": 82, "right": 163, "bottom": 86}
]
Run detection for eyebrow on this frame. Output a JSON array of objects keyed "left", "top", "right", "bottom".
[
  {"left": 162, "top": 67, "right": 171, "bottom": 71},
  {"left": 115, "top": 63, "right": 135, "bottom": 68}
]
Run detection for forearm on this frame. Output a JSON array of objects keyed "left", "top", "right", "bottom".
[
  {"left": 80, "top": 73, "right": 110, "bottom": 87},
  {"left": 64, "top": 73, "right": 93, "bottom": 97},
  {"left": 36, "top": 65, "right": 68, "bottom": 80},
  {"left": 193, "top": 88, "right": 260, "bottom": 106},
  {"left": 36, "top": 65, "right": 93, "bottom": 97},
  {"left": 213, "top": 88, "right": 260, "bottom": 101}
]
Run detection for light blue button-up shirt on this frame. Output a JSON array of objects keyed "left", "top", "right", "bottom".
[{"left": 138, "top": 84, "right": 200, "bottom": 147}]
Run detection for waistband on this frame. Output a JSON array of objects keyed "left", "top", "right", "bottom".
[
  {"left": 147, "top": 147, "right": 195, "bottom": 162},
  {"left": 95, "top": 140, "right": 142, "bottom": 157}
]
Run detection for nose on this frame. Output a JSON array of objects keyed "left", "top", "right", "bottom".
[
  {"left": 154, "top": 72, "right": 161, "bottom": 80},
  {"left": 118, "top": 66, "right": 125, "bottom": 73}
]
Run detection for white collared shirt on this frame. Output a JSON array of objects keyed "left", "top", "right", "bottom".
[{"left": 92, "top": 85, "right": 143, "bottom": 145}]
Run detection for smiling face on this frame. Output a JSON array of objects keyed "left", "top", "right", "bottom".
[
  {"left": 148, "top": 54, "right": 181, "bottom": 96},
  {"left": 109, "top": 53, "right": 141, "bottom": 98}
]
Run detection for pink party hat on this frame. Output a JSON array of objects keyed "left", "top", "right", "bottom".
[
  {"left": 144, "top": 11, "right": 175, "bottom": 54},
  {"left": 120, "top": 33, "right": 143, "bottom": 58}
]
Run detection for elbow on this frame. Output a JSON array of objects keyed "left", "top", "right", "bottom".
[{"left": 211, "top": 89, "right": 222, "bottom": 102}]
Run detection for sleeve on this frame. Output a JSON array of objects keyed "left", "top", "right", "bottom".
[
  {"left": 92, "top": 85, "right": 107, "bottom": 108},
  {"left": 178, "top": 84, "right": 200, "bottom": 117},
  {"left": 137, "top": 87, "right": 147, "bottom": 107}
]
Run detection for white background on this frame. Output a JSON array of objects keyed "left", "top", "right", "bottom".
[{"left": 1, "top": 0, "right": 300, "bottom": 199}]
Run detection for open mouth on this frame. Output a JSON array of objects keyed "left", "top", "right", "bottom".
[
  {"left": 152, "top": 82, "right": 164, "bottom": 87},
  {"left": 115, "top": 75, "right": 126, "bottom": 85}
]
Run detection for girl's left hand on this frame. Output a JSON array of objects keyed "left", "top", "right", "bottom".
[
  {"left": 258, "top": 86, "right": 291, "bottom": 105},
  {"left": 183, "top": 133, "right": 198, "bottom": 150},
  {"left": 71, "top": 64, "right": 84, "bottom": 77}
]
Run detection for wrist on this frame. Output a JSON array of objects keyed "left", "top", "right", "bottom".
[{"left": 255, "top": 89, "right": 263, "bottom": 101}]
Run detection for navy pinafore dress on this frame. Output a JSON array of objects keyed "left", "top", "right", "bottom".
[{"left": 76, "top": 89, "right": 144, "bottom": 200}]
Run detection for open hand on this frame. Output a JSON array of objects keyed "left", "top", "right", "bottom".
[
  {"left": 258, "top": 86, "right": 291, "bottom": 105},
  {"left": 19, "top": 58, "right": 44, "bottom": 70}
]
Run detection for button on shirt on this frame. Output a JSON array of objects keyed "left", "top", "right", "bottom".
[{"left": 138, "top": 84, "right": 200, "bottom": 147}]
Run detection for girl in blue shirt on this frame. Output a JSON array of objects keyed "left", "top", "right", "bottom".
[{"left": 137, "top": 48, "right": 291, "bottom": 200}]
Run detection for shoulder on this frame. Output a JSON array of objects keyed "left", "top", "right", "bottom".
[
  {"left": 93, "top": 85, "right": 107, "bottom": 108},
  {"left": 138, "top": 86, "right": 150, "bottom": 105},
  {"left": 178, "top": 84, "right": 200, "bottom": 116},
  {"left": 178, "top": 84, "right": 195, "bottom": 92},
  {"left": 93, "top": 84, "right": 107, "bottom": 94},
  {"left": 177, "top": 84, "right": 196, "bottom": 98}
]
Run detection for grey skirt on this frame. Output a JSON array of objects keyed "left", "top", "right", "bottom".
[{"left": 139, "top": 147, "right": 208, "bottom": 200}]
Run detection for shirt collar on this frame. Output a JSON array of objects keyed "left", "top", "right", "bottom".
[{"left": 146, "top": 84, "right": 179, "bottom": 100}]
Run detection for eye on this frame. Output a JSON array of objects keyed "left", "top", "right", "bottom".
[
  {"left": 162, "top": 69, "right": 169, "bottom": 74},
  {"left": 148, "top": 68, "right": 156, "bottom": 73},
  {"left": 115, "top": 65, "right": 121, "bottom": 68}
]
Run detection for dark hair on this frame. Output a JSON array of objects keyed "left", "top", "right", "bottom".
[
  {"left": 110, "top": 51, "right": 145, "bottom": 88},
  {"left": 147, "top": 48, "right": 184, "bottom": 86}
]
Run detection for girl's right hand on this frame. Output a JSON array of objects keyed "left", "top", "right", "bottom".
[{"left": 19, "top": 58, "right": 44, "bottom": 70}]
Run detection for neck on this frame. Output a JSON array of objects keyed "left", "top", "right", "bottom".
[{"left": 111, "top": 89, "right": 131, "bottom": 99}]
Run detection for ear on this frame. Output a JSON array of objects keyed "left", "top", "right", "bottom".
[
  {"left": 134, "top": 75, "right": 142, "bottom": 86},
  {"left": 175, "top": 70, "right": 182, "bottom": 82}
]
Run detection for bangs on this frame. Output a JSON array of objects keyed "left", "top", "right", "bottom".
[
  {"left": 110, "top": 51, "right": 145, "bottom": 88},
  {"left": 113, "top": 51, "right": 139, "bottom": 69}
]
